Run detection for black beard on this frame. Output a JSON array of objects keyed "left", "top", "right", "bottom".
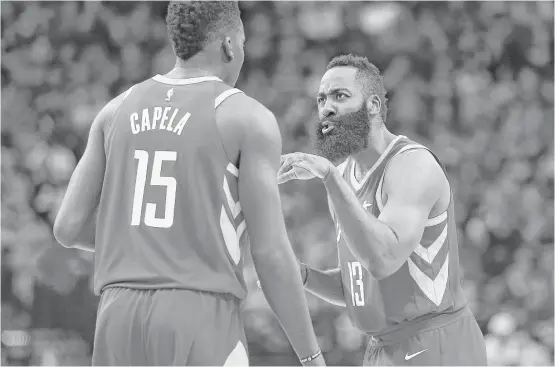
[{"left": 311, "top": 104, "right": 370, "bottom": 163}]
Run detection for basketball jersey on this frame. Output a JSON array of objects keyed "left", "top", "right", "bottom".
[
  {"left": 332, "top": 135, "right": 467, "bottom": 336},
  {"left": 94, "top": 75, "right": 250, "bottom": 300}
]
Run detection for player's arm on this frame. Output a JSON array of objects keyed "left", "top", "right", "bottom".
[
  {"left": 301, "top": 196, "right": 345, "bottom": 307},
  {"left": 238, "top": 99, "right": 325, "bottom": 366},
  {"left": 323, "top": 150, "right": 444, "bottom": 280},
  {"left": 53, "top": 95, "right": 121, "bottom": 251}
]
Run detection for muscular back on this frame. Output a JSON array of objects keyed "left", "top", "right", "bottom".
[{"left": 94, "top": 75, "right": 250, "bottom": 299}]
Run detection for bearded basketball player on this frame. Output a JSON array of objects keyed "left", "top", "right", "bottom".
[
  {"left": 54, "top": 2, "right": 325, "bottom": 366},
  {"left": 278, "top": 54, "right": 487, "bottom": 366}
]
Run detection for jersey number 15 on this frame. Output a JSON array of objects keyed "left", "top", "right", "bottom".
[{"left": 131, "top": 150, "right": 177, "bottom": 228}]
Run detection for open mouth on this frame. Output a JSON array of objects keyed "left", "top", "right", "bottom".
[{"left": 321, "top": 121, "right": 335, "bottom": 135}]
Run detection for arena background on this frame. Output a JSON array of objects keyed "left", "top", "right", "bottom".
[{"left": 1, "top": 1, "right": 553, "bottom": 365}]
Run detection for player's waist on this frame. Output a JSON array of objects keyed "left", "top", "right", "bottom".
[
  {"left": 97, "top": 277, "right": 247, "bottom": 300},
  {"left": 368, "top": 306, "right": 471, "bottom": 346},
  {"left": 101, "top": 284, "right": 243, "bottom": 302}
]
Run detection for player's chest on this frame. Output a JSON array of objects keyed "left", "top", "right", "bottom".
[{"left": 333, "top": 184, "right": 380, "bottom": 244}]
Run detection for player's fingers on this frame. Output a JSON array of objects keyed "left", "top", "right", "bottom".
[
  {"left": 277, "top": 168, "right": 298, "bottom": 184},
  {"left": 280, "top": 153, "right": 296, "bottom": 166},
  {"left": 277, "top": 155, "right": 296, "bottom": 178},
  {"left": 290, "top": 162, "right": 316, "bottom": 179},
  {"left": 290, "top": 159, "right": 312, "bottom": 172},
  {"left": 277, "top": 162, "right": 291, "bottom": 179}
]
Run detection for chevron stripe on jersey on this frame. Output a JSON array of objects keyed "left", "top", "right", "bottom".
[
  {"left": 375, "top": 144, "right": 451, "bottom": 306},
  {"left": 334, "top": 135, "right": 467, "bottom": 335},
  {"left": 407, "top": 216, "right": 449, "bottom": 306},
  {"left": 220, "top": 163, "right": 246, "bottom": 265}
]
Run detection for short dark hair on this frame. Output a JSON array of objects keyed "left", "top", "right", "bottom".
[
  {"left": 327, "top": 54, "right": 388, "bottom": 122},
  {"left": 166, "top": 1, "right": 241, "bottom": 62}
]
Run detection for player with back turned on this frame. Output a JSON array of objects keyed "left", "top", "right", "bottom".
[
  {"left": 278, "top": 54, "right": 487, "bottom": 366},
  {"left": 54, "top": 2, "right": 325, "bottom": 366}
]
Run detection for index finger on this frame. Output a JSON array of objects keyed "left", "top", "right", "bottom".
[
  {"left": 277, "top": 169, "right": 298, "bottom": 184},
  {"left": 277, "top": 159, "right": 293, "bottom": 178},
  {"left": 280, "top": 153, "right": 295, "bottom": 165}
]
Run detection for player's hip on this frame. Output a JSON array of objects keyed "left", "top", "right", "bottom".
[
  {"left": 95, "top": 286, "right": 245, "bottom": 345},
  {"left": 93, "top": 287, "right": 248, "bottom": 365},
  {"left": 363, "top": 306, "right": 486, "bottom": 366}
]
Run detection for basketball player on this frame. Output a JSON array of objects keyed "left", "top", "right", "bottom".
[
  {"left": 53, "top": 2, "right": 325, "bottom": 366},
  {"left": 277, "top": 54, "right": 487, "bottom": 366}
]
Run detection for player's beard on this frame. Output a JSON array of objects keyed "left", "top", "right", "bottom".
[{"left": 312, "top": 103, "right": 370, "bottom": 163}]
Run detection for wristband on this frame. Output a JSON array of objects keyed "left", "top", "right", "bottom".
[{"left": 300, "top": 350, "right": 321, "bottom": 364}]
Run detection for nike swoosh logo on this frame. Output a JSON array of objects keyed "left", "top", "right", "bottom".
[{"left": 405, "top": 349, "right": 427, "bottom": 360}]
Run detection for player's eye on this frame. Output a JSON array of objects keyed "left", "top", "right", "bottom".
[
  {"left": 336, "top": 93, "right": 348, "bottom": 101},
  {"left": 317, "top": 96, "right": 325, "bottom": 105}
]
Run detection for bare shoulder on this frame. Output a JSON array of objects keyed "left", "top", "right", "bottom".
[
  {"left": 384, "top": 148, "right": 447, "bottom": 203},
  {"left": 221, "top": 92, "right": 277, "bottom": 129},
  {"left": 217, "top": 92, "right": 281, "bottom": 149}
]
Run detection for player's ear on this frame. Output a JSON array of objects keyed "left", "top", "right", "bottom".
[
  {"left": 221, "top": 36, "right": 234, "bottom": 63},
  {"left": 366, "top": 95, "right": 381, "bottom": 116}
]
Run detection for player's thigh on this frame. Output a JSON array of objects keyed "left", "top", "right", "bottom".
[
  {"left": 364, "top": 328, "right": 444, "bottom": 366},
  {"left": 144, "top": 289, "right": 201, "bottom": 366},
  {"left": 364, "top": 344, "right": 396, "bottom": 366},
  {"left": 365, "top": 330, "right": 442, "bottom": 366},
  {"left": 387, "top": 315, "right": 487, "bottom": 366},
  {"left": 92, "top": 288, "right": 147, "bottom": 366},
  {"left": 394, "top": 328, "right": 442, "bottom": 366},
  {"left": 438, "top": 314, "right": 487, "bottom": 366},
  {"left": 187, "top": 293, "right": 249, "bottom": 366}
]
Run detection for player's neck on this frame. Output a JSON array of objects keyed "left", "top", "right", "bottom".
[
  {"left": 163, "top": 58, "right": 225, "bottom": 82},
  {"left": 351, "top": 125, "right": 396, "bottom": 181}
]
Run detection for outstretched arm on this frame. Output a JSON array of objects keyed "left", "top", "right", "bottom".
[
  {"left": 323, "top": 149, "right": 445, "bottom": 279},
  {"left": 53, "top": 95, "right": 122, "bottom": 251},
  {"left": 237, "top": 98, "right": 325, "bottom": 366}
]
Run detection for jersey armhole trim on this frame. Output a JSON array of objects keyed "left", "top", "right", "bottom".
[
  {"left": 375, "top": 145, "right": 423, "bottom": 211},
  {"left": 214, "top": 88, "right": 244, "bottom": 174},
  {"left": 104, "top": 85, "right": 135, "bottom": 154},
  {"left": 375, "top": 145, "right": 448, "bottom": 226},
  {"left": 215, "top": 88, "right": 243, "bottom": 108}
]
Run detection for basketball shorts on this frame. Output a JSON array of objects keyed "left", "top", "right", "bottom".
[
  {"left": 363, "top": 307, "right": 487, "bottom": 366},
  {"left": 92, "top": 287, "right": 248, "bottom": 366}
]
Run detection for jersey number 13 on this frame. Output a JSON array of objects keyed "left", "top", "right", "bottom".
[
  {"left": 131, "top": 150, "right": 177, "bottom": 228},
  {"left": 348, "top": 261, "right": 365, "bottom": 306}
]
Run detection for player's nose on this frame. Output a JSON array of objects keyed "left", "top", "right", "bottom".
[{"left": 320, "top": 100, "right": 336, "bottom": 119}]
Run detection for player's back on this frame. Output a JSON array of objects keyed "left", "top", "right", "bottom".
[{"left": 94, "top": 75, "right": 249, "bottom": 299}]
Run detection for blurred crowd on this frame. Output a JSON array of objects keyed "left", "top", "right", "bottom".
[{"left": 1, "top": 1, "right": 553, "bottom": 366}]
